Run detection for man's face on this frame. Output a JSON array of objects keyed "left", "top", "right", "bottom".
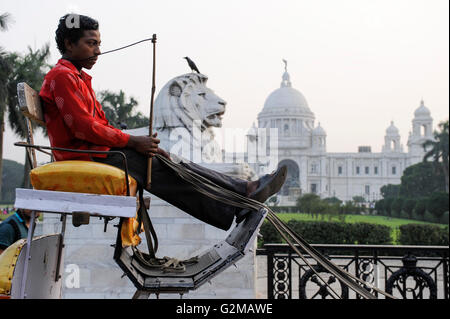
[{"left": 64, "top": 29, "right": 101, "bottom": 70}]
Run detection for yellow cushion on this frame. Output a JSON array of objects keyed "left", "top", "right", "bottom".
[
  {"left": 30, "top": 161, "right": 142, "bottom": 247},
  {"left": 30, "top": 160, "right": 137, "bottom": 197},
  {"left": 0, "top": 239, "right": 26, "bottom": 296}
]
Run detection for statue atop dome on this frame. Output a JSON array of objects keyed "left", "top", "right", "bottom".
[{"left": 281, "top": 59, "right": 291, "bottom": 88}]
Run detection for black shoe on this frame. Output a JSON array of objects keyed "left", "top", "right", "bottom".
[
  {"left": 249, "top": 165, "right": 287, "bottom": 203},
  {"left": 236, "top": 166, "right": 288, "bottom": 224}
]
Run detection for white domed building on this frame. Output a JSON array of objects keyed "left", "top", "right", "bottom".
[{"left": 246, "top": 63, "right": 435, "bottom": 204}]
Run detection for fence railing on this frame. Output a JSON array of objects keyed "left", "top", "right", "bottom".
[{"left": 256, "top": 244, "right": 449, "bottom": 299}]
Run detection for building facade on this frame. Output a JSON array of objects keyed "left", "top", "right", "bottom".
[{"left": 248, "top": 65, "right": 434, "bottom": 205}]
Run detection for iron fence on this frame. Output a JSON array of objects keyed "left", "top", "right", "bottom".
[{"left": 256, "top": 244, "right": 449, "bottom": 299}]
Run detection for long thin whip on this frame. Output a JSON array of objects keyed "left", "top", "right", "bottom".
[
  {"left": 99, "top": 37, "right": 154, "bottom": 56},
  {"left": 146, "top": 34, "right": 157, "bottom": 189},
  {"left": 69, "top": 37, "right": 155, "bottom": 62}
]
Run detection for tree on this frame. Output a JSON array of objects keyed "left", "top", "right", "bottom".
[
  {"left": 423, "top": 120, "right": 449, "bottom": 193},
  {"left": 399, "top": 162, "right": 446, "bottom": 198},
  {"left": 342, "top": 200, "right": 358, "bottom": 214},
  {"left": 352, "top": 196, "right": 365, "bottom": 204},
  {"left": 313, "top": 200, "right": 328, "bottom": 220},
  {"left": 413, "top": 198, "right": 428, "bottom": 221},
  {"left": 402, "top": 198, "right": 417, "bottom": 219},
  {"left": 325, "top": 203, "right": 340, "bottom": 221},
  {"left": 352, "top": 196, "right": 366, "bottom": 212},
  {"left": 380, "top": 184, "right": 400, "bottom": 199},
  {"left": 384, "top": 197, "right": 395, "bottom": 216},
  {"left": 392, "top": 198, "right": 405, "bottom": 217},
  {"left": 322, "top": 196, "right": 342, "bottom": 206},
  {"left": 296, "top": 193, "right": 320, "bottom": 216},
  {"left": 441, "top": 212, "right": 449, "bottom": 224},
  {"left": 4, "top": 44, "right": 51, "bottom": 187},
  {"left": 0, "top": 12, "right": 12, "bottom": 199},
  {"left": 98, "top": 90, "right": 149, "bottom": 130},
  {"left": 375, "top": 199, "right": 385, "bottom": 215},
  {"left": 426, "top": 192, "right": 449, "bottom": 221},
  {"left": 0, "top": 13, "right": 11, "bottom": 30}
]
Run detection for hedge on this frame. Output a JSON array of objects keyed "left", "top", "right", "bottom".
[
  {"left": 398, "top": 224, "right": 449, "bottom": 246},
  {"left": 375, "top": 191, "right": 448, "bottom": 224},
  {"left": 258, "top": 220, "right": 449, "bottom": 248},
  {"left": 258, "top": 220, "right": 392, "bottom": 247}
]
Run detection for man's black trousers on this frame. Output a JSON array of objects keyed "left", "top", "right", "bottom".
[{"left": 94, "top": 148, "right": 248, "bottom": 231}]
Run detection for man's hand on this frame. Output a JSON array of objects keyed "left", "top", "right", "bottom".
[
  {"left": 127, "top": 132, "right": 171, "bottom": 160},
  {"left": 127, "top": 133, "right": 160, "bottom": 156}
]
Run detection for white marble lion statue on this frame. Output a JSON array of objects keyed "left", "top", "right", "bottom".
[{"left": 126, "top": 73, "right": 226, "bottom": 163}]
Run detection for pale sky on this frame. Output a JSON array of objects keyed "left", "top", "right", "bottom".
[{"left": 1, "top": 0, "right": 449, "bottom": 164}]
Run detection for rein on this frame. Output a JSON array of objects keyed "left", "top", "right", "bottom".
[{"left": 153, "top": 153, "right": 397, "bottom": 300}]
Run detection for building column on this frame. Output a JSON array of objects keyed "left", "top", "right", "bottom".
[{"left": 300, "top": 156, "right": 308, "bottom": 194}]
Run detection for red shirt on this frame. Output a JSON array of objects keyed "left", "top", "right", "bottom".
[{"left": 39, "top": 59, "right": 130, "bottom": 161}]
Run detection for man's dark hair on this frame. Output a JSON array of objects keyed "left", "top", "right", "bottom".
[{"left": 55, "top": 14, "right": 99, "bottom": 54}]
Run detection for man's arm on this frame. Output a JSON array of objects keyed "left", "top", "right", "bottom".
[{"left": 52, "top": 72, "right": 130, "bottom": 148}]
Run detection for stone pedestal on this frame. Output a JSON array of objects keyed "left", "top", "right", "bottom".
[{"left": 40, "top": 163, "right": 257, "bottom": 299}]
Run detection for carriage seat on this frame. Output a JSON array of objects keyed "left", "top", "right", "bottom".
[{"left": 30, "top": 160, "right": 137, "bottom": 197}]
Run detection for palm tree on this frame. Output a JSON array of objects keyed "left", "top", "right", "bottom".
[
  {"left": 0, "top": 12, "right": 12, "bottom": 198},
  {"left": 4, "top": 44, "right": 51, "bottom": 187},
  {"left": 98, "top": 90, "right": 149, "bottom": 129},
  {"left": 423, "top": 120, "right": 449, "bottom": 193},
  {"left": 0, "top": 13, "right": 11, "bottom": 30}
]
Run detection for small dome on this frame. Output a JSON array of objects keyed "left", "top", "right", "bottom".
[
  {"left": 313, "top": 122, "right": 326, "bottom": 136},
  {"left": 386, "top": 121, "right": 399, "bottom": 135},
  {"left": 247, "top": 122, "right": 257, "bottom": 136},
  {"left": 414, "top": 100, "right": 431, "bottom": 118}
]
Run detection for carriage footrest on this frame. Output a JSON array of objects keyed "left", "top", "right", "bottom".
[{"left": 114, "top": 208, "right": 268, "bottom": 294}]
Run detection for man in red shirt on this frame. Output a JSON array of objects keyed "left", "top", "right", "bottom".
[{"left": 40, "top": 14, "right": 287, "bottom": 230}]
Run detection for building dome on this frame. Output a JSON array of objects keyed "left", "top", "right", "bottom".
[
  {"left": 312, "top": 122, "right": 327, "bottom": 136},
  {"left": 262, "top": 86, "right": 312, "bottom": 114},
  {"left": 260, "top": 61, "right": 313, "bottom": 117},
  {"left": 386, "top": 121, "right": 399, "bottom": 135},
  {"left": 414, "top": 100, "right": 431, "bottom": 118}
]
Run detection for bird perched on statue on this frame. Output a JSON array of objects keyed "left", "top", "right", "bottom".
[{"left": 183, "top": 56, "right": 200, "bottom": 74}]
